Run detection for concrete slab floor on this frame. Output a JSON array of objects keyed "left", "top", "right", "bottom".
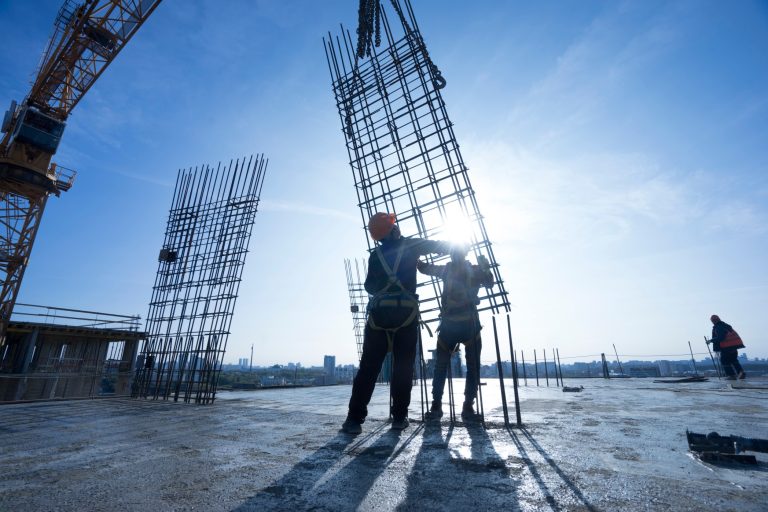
[{"left": 0, "top": 378, "right": 766, "bottom": 511}]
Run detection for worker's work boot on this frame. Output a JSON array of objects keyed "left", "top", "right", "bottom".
[
  {"left": 425, "top": 401, "right": 443, "bottom": 420},
  {"left": 391, "top": 417, "right": 409, "bottom": 430},
  {"left": 341, "top": 417, "right": 362, "bottom": 435},
  {"left": 461, "top": 401, "right": 481, "bottom": 422},
  {"left": 738, "top": 371, "right": 747, "bottom": 380}
]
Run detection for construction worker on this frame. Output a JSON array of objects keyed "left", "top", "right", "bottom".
[
  {"left": 707, "top": 314, "right": 746, "bottom": 380},
  {"left": 419, "top": 244, "right": 494, "bottom": 421},
  {"left": 341, "top": 213, "right": 449, "bottom": 434}
]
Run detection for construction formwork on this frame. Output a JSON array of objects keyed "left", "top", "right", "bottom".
[
  {"left": 326, "top": 0, "right": 520, "bottom": 424},
  {"left": 132, "top": 156, "right": 267, "bottom": 404},
  {"left": 0, "top": 303, "right": 143, "bottom": 402}
]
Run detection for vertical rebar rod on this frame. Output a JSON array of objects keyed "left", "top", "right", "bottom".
[
  {"left": 521, "top": 350, "right": 527, "bottom": 385},
  {"left": 417, "top": 327, "right": 429, "bottom": 421},
  {"left": 475, "top": 338, "right": 485, "bottom": 428},
  {"left": 688, "top": 341, "right": 699, "bottom": 376},
  {"left": 534, "top": 349, "right": 539, "bottom": 386},
  {"left": 612, "top": 343, "right": 624, "bottom": 376},
  {"left": 705, "top": 336, "right": 722, "bottom": 379},
  {"left": 507, "top": 314, "right": 522, "bottom": 426},
  {"left": 556, "top": 348, "right": 564, "bottom": 387},
  {"left": 492, "top": 316, "right": 509, "bottom": 426},
  {"left": 543, "top": 348, "right": 550, "bottom": 387},
  {"left": 446, "top": 349, "right": 456, "bottom": 423}
]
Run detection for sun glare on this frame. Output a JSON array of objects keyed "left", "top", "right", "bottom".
[{"left": 440, "top": 215, "right": 474, "bottom": 245}]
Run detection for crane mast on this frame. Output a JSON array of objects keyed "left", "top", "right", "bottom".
[{"left": 0, "top": 0, "right": 162, "bottom": 345}]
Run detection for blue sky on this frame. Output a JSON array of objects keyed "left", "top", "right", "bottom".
[{"left": 1, "top": 0, "right": 766, "bottom": 366}]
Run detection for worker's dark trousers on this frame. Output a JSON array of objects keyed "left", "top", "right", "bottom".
[
  {"left": 431, "top": 334, "right": 481, "bottom": 404},
  {"left": 720, "top": 349, "right": 744, "bottom": 377},
  {"left": 347, "top": 322, "right": 418, "bottom": 422}
]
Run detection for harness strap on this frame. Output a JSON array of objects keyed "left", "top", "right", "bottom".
[{"left": 375, "top": 243, "right": 408, "bottom": 294}]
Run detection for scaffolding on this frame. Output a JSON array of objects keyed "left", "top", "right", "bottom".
[
  {"left": 324, "top": 1, "right": 510, "bottom": 324},
  {"left": 132, "top": 155, "right": 267, "bottom": 404}
]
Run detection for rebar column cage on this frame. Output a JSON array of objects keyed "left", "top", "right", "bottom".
[
  {"left": 132, "top": 155, "right": 267, "bottom": 404},
  {"left": 324, "top": 0, "right": 510, "bottom": 323},
  {"left": 344, "top": 257, "right": 391, "bottom": 382},
  {"left": 344, "top": 258, "right": 368, "bottom": 361}
]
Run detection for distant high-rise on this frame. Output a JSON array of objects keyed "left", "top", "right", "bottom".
[{"left": 324, "top": 355, "right": 336, "bottom": 385}]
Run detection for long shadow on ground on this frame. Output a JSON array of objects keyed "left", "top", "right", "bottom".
[
  {"left": 507, "top": 426, "right": 597, "bottom": 512},
  {"left": 396, "top": 419, "right": 520, "bottom": 511},
  {"left": 233, "top": 422, "right": 410, "bottom": 511}
]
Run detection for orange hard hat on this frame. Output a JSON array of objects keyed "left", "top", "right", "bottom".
[{"left": 368, "top": 212, "right": 396, "bottom": 241}]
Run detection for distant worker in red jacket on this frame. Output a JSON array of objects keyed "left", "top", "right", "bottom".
[{"left": 707, "top": 314, "right": 746, "bottom": 380}]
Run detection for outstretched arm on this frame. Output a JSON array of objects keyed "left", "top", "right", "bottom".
[
  {"left": 413, "top": 238, "right": 450, "bottom": 256},
  {"left": 417, "top": 260, "right": 446, "bottom": 278}
]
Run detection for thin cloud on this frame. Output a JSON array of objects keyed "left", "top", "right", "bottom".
[{"left": 260, "top": 199, "right": 358, "bottom": 223}]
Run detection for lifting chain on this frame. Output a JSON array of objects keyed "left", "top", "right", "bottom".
[
  {"left": 356, "top": 0, "right": 381, "bottom": 59},
  {"left": 355, "top": 0, "right": 446, "bottom": 90}
]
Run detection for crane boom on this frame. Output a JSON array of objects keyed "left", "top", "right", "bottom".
[
  {"left": 0, "top": 0, "right": 162, "bottom": 347},
  {"left": 29, "top": 0, "right": 162, "bottom": 120}
]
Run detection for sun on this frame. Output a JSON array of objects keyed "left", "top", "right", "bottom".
[{"left": 439, "top": 215, "right": 474, "bottom": 245}]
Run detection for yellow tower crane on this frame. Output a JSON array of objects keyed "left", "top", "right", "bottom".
[{"left": 0, "top": 0, "right": 162, "bottom": 345}]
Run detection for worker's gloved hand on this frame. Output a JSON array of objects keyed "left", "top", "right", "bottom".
[{"left": 477, "top": 255, "right": 490, "bottom": 271}]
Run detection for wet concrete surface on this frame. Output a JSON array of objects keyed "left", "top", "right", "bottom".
[{"left": 0, "top": 378, "right": 766, "bottom": 511}]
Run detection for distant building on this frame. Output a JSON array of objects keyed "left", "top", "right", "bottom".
[
  {"left": 336, "top": 364, "right": 357, "bottom": 384},
  {"left": 238, "top": 358, "right": 249, "bottom": 369},
  {"left": 324, "top": 355, "right": 336, "bottom": 385}
]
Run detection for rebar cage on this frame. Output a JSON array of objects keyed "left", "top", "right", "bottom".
[
  {"left": 327, "top": 1, "right": 524, "bottom": 425},
  {"left": 132, "top": 155, "right": 267, "bottom": 404},
  {"left": 344, "top": 258, "right": 368, "bottom": 361},
  {"left": 324, "top": 0, "right": 510, "bottom": 325}
]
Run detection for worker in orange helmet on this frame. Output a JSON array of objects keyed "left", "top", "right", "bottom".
[
  {"left": 342, "top": 212, "right": 449, "bottom": 434},
  {"left": 707, "top": 314, "right": 746, "bottom": 380}
]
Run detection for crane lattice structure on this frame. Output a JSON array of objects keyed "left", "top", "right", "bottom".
[
  {"left": 0, "top": 0, "right": 162, "bottom": 347},
  {"left": 324, "top": 0, "right": 510, "bottom": 325},
  {"left": 132, "top": 156, "right": 267, "bottom": 404}
]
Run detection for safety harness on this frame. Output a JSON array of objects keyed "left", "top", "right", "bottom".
[{"left": 367, "top": 243, "right": 420, "bottom": 352}]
